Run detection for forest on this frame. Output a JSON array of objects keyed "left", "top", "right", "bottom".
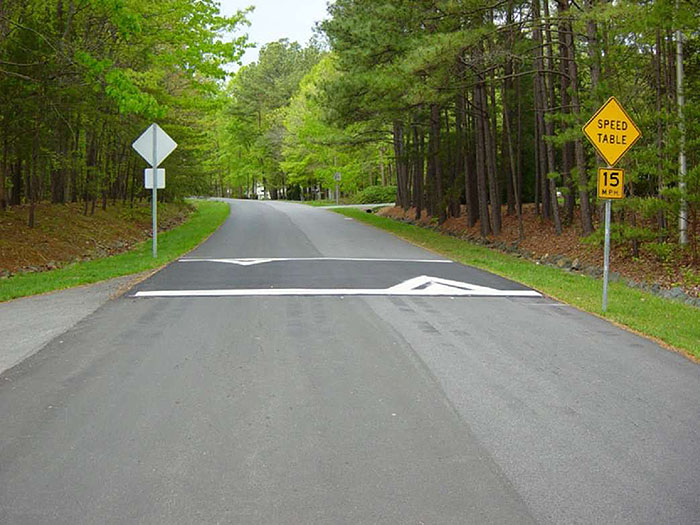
[
  {"left": 221, "top": 0, "right": 700, "bottom": 267},
  {"left": 2, "top": 0, "right": 700, "bottom": 264},
  {"left": 0, "top": 0, "right": 249, "bottom": 224}
]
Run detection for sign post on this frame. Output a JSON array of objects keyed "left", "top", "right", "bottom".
[
  {"left": 151, "top": 128, "right": 157, "bottom": 258},
  {"left": 583, "top": 97, "right": 640, "bottom": 312},
  {"left": 598, "top": 168, "right": 624, "bottom": 311},
  {"left": 334, "top": 172, "right": 341, "bottom": 205},
  {"left": 132, "top": 124, "right": 177, "bottom": 258}
]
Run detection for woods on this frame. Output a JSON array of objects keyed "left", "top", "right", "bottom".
[
  {"left": 212, "top": 0, "right": 700, "bottom": 272},
  {"left": 316, "top": 0, "right": 700, "bottom": 255},
  {"left": 0, "top": 0, "right": 248, "bottom": 224},
  {"left": 3, "top": 0, "right": 700, "bottom": 267}
]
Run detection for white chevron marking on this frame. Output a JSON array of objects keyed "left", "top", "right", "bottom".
[{"left": 134, "top": 275, "right": 541, "bottom": 298}]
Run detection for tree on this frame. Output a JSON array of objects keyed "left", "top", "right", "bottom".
[{"left": 0, "top": 0, "right": 250, "bottom": 224}]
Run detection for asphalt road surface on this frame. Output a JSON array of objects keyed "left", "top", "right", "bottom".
[{"left": 1, "top": 199, "right": 699, "bottom": 524}]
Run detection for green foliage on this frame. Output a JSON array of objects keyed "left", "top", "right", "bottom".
[
  {"left": 583, "top": 222, "right": 657, "bottom": 248},
  {"left": 281, "top": 56, "right": 385, "bottom": 195},
  {"left": 351, "top": 185, "right": 397, "bottom": 204},
  {"left": 104, "top": 69, "right": 163, "bottom": 117},
  {"left": 0, "top": 0, "right": 251, "bottom": 206},
  {"left": 645, "top": 242, "right": 675, "bottom": 263},
  {"left": 216, "top": 40, "right": 322, "bottom": 197}
]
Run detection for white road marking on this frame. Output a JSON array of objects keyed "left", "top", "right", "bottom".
[
  {"left": 134, "top": 275, "right": 541, "bottom": 298},
  {"left": 178, "top": 257, "right": 453, "bottom": 266}
]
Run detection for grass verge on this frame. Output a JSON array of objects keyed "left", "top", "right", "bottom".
[
  {"left": 335, "top": 208, "right": 700, "bottom": 360},
  {"left": 294, "top": 199, "right": 350, "bottom": 207},
  {"left": 0, "top": 200, "right": 229, "bottom": 302}
]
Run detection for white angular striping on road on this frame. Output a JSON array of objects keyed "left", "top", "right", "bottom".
[
  {"left": 134, "top": 275, "right": 541, "bottom": 298},
  {"left": 179, "top": 257, "right": 453, "bottom": 266}
]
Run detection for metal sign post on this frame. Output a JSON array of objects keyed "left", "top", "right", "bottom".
[
  {"left": 151, "top": 129, "right": 158, "bottom": 258},
  {"left": 602, "top": 198, "right": 612, "bottom": 312},
  {"left": 598, "top": 167, "right": 624, "bottom": 312},
  {"left": 132, "top": 124, "right": 177, "bottom": 258}
]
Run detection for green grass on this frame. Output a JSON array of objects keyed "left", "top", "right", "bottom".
[
  {"left": 335, "top": 208, "right": 700, "bottom": 360},
  {"left": 0, "top": 200, "right": 229, "bottom": 302}
]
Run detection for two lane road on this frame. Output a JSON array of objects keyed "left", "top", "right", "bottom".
[{"left": 1, "top": 199, "right": 698, "bottom": 523}]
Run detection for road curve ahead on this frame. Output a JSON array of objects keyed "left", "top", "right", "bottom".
[{"left": 1, "top": 199, "right": 699, "bottom": 524}]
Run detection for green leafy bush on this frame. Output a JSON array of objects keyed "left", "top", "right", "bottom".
[
  {"left": 351, "top": 185, "right": 397, "bottom": 204},
  {"left": 645, "top": 242, "right": 675, "bottom": 262}
]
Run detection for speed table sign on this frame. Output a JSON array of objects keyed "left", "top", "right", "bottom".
[
  {"left": 583, "top": 97, "right": 642, "bottom": 313},
  {"left": 582, "top": 96, "right": 641, "bottom": 167}
]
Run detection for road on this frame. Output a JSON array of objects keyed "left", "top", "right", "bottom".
[{"left": 1, "top": 199, "right": 699, "bottom": 524}]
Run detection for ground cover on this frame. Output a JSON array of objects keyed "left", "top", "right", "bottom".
[
  {"left": 334, "top": 207, "right": 700, "bottom": 361},
  {"left": 0, "top": 200, "right": 229, "bottom": 302},
  {"left": 0, "top": 201, "right": 194, "bottom": 275}
]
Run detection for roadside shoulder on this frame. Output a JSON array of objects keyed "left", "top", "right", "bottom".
[{"left": 0, "top": 272, "right": 149, "bottom": 375}]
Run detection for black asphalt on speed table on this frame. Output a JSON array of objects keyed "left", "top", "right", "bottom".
[{"left": 1, "top": 199, "right": 699, "bottom": 524}]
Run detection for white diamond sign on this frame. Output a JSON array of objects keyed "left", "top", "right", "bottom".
[{"left": 132, "top": 124, "right": 177, "bottom": 167}]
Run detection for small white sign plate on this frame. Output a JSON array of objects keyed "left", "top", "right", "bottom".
[
  {"left": 145, "top": 169, "right": 165, "bottom": 189},
  {"left": 132, "top": 124, "right": 177, "bottom": 167}
]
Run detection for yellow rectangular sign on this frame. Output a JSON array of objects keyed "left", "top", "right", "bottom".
[
  {"left": 597, "top": 168, "right": 624, "bottom": 199},
  {"left": 583, "top": 97, "right": 641, "bottom": 166}
]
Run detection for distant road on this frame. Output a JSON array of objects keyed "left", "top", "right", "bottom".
[{"left": 1, "top": 199, "right": 698, "bottom": 524}]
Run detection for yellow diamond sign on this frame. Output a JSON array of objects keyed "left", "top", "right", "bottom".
[{"left": 582, "top": 96, "right": 641, "bottom": 166}]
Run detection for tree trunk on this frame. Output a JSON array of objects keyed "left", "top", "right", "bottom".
[
  {"left": 487, "top": 71, "right": 502, "bottom": 233},
  {"left": 559, "top": 0, "right": 594, "bottom": 235},
  {"left": 10, "top": 157, "right": 22, "bottom": 206},
  {"left": 445, "top": 108, "right": 460, "bottom": 218},
  {"left": 413, "top": 123, "right": 424, "bottom": 221},
  {"left": 532, "top": 2, "right": 548, "bottom": 218},
  {"left": 458, "top": 55, "right": 479, "bottom": 227},
  {"left": 542, "top": 0, "right": 562, "bottom": 234},
  {"left": 70, "top": 117, "right": 80, "bottom": 203},
  {"left": 533, "top": 78, "right": 541, "bottom": 217},
  {"left": 516, "top": 62, "right": 523, "bottom": 215},
  {"left": 479, "top": 75, "right": 501, "bottom": 235},
  {"left": 379, "top": 146, "right": 386, "bottom": 186},
  {"left": 503, "top": 83, "right": 525, "bottom": 241},
  {"left": 474, "top": 83, "right": 491, "bottom": 237},
  {"left": 28, "top": 120, "right": 40, "bottom": 228},
  {"left": 560, "top": 9, "right": 576, "bottom": 226},
  {"left": 655, "top": 30, "right": 667, "bottom": 239},
  {"left": 393, "top": 121, "right": 410, "bottom": 210},
  {"left": 503, "top": 77, "right": 515, "bottom": 215},
  {"left": 429, "top": 104, "right": 445, "bottom": 223},
  {"left": 455, "top": 92, "right": 466, "bottom": 217},
  {"left": 51, "top": 132, "right": 66, "bottom": 204},
  {"left": 84, "top": 129, "right": 96, "bottom": 216},
  {"left": 503, "top": 1, "right": 517, "bottom": 217},
  {"left": 1, "top": 133, "right": 7, "bottom": 211}
]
